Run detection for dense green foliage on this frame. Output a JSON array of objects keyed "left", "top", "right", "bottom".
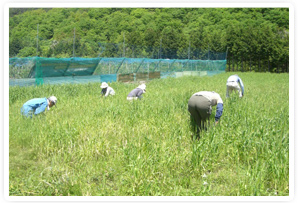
[
  {"left": 9, "top": 8, "right": 289, "bottom": 72},
  {"left": 9, "top": 72, "right": 289, "bottom": 196}
]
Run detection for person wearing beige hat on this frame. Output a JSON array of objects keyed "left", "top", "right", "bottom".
[
  {"left": 100, "top": 82, "right": 115, "bottom": 97},
  {"left": 188, "top": 91, "right": 223, "bottom": 138},
  {"left": 127, "top": 84, "right": 146, "bottom": 101},
  {"left": 20, "top": 96, "right": 57, "bottom": 118}
]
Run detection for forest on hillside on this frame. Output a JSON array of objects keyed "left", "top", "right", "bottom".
[{"left": 9, "top": 7, "right": 289, "bottom": 72}]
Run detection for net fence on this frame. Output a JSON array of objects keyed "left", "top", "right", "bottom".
[{"left": 9, "top": 41, "right": 227, "bottom": 86}]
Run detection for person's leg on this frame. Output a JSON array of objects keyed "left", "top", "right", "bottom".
[
  {"left": 21, "top": 105, "right": 32, "bottom": 118},
  {"left": 188, "top": 95, "right": 212, "bottom": 138},
  {"left": 188, "top": 95, "right": 203, "bottom": 137},
  {"left": 127, "top": 97, "right": 138, "bottom": 101},
  {"left": 238, "top": 86, "right": 243, "bottom": 97},
  {"left": 196, "top": 97, "right": 212, "bottom": 130},
  {"left": 231, "top": 82, "right": 241, "bottom": 97},
  {"left": 189, "top": 114, "right": 201, "bottom": 140},
  {"left": 188, "top": 96, "right": 202, "bottom": 127},
  {"left": 235, "top": 85, "right": 241, "bottom": 97}
]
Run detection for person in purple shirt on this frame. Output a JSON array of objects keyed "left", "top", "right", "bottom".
[{"left": 127, "top": 84, "right": 146, "bottom": 101}]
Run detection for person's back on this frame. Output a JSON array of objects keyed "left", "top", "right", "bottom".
[
  {"left": 193, "top": 91, "right": 223, "bottom": 106},
  {"left": 227, "top": 75, "right": 239, "bottom": 82}
]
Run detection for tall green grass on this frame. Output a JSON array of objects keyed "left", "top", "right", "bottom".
[{"left": 9, "top": 72, "right": 289, "bottom": 196}]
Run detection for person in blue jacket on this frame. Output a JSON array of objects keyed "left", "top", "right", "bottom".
[
  {"left": 226, "top": 74, "right": 244, "bottom": 98},
  {"left": 21, "top": 96, "right": 57, "bottom": 118}
]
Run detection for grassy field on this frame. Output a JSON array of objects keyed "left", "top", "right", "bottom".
[{"left": 9, "top": 72, "right": 289, "bottom": 196}]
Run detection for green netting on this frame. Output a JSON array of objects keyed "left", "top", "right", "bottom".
[
  {"left": 94, "top": 58, "right": 226, "bottom": 74},
  {"left": 28, "top": 57, "right": 100, "bottom": 78},
  {"left": 9, "top": 57, "right": 226, "bottom": 86}
]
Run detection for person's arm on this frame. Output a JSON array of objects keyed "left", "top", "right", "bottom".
[
  {"left": 111, "top": 88, "right": 115, "bottom": 95},
  {"left": 104, "top": 87, "right": 110, "bottom": 97},
  {"left": 215, "top": 103, "right": 223, "bottom": 123},
  {"left": 238, "top": 78, "right": 244, "bottom": 96},
  {"left": 136, "top": 89, "right": 144, "bottom": 98},
  {"left": 101, "top": 88, "right": 108, "bottom": 97},
  {"left": 34, "top": 102, "right": 48, "bottom": 115}
]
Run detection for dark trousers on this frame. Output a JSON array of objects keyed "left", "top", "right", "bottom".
[{"left": 188, "top": 95, "right": 212, "bottom": 135}]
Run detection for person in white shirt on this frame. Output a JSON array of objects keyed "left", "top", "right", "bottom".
[
  {"left": 100, "top": 82, "right": 115, "bottom": 97},
  {"left": 188, "top": 91, "right": 223, "bottom": 138},
  {"left": 226, "top": 74, "right": 244, "bottom": 98}
]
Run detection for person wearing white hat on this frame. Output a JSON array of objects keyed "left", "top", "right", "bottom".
[
  {"left": 100, "top": 82, "right": 115, "bottom": 97},
  {"left": 20, "top": 96, "right": 57, "bottom": 118},
  {"left": 226, "top": 74, "right": 244, "bottom": 98},
  {"left": 127, "top": 84, "right": 146, "bottom": 101}
]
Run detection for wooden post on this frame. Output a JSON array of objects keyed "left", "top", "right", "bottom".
[
  {"left": 73, "top": 28, "right": 75, "bottom": 58},
  {"left": 232, "top": 54, "right": 234, "bottom": 72},
  {"left": 229, "top": 60, "right": 231, "bottom": 72},
  {"left": 268, "top": 55, "right": 270, "bottom": 72},
  {"left": 241, "top": 56, "right": 243, "bottom": 72},
  {"left": 123, "top": 32, "right": 125, "bottom": 57},
  {"left": 237, "top": 59, "right": 238, "bottom": 72},
  {"left": 148, "top": 62, "right": 150, "bottom": 80},
  {"left": 258, "top": 57, "right": 260, "bottom": 72},
  {"left": 36, "top": 24, "right": 39, "bottom": 56}
]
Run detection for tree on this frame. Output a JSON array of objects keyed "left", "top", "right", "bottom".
[{"left": 8, "top": 7, "right": 289, "bottom": 72}]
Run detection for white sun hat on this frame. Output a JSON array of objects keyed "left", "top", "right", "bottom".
[
  {"left": 100, "top": 82, "right": 109, "bottom": 88},
  {"left": 48, "top": 96, "right": 57, "bottom": 105},
  {"left": 137, "top": 84, "right": 146, "bottom": 90},
  {"left": 137, "top": 84, "right": 146, "bottom": 93},
  {"left": 47, "top": 96, "right": 57, "bottom": 110}
]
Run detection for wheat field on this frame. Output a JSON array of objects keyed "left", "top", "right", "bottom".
[{"left": 9, "top": 72, "right": 289, "bottom": 196}]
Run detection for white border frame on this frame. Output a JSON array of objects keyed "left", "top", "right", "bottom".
[{"left": 3, "top": 1, "right": 295, "bottom": 202}]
